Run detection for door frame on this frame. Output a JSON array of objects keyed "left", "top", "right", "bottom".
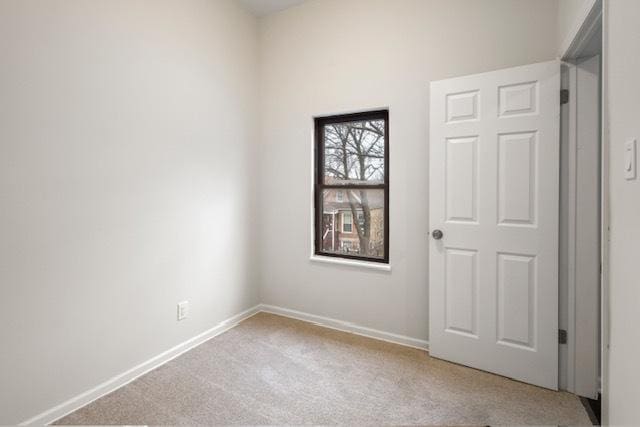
[
  {"left": 561, "top": 56, "right": 601, "bottom": 399},
  {"left": 558, "top": 0, "right": 606, "bottom": 411}
]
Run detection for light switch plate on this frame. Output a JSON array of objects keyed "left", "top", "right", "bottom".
[{"left": 625, "top": 139, "right": 637, "bottom": 180}]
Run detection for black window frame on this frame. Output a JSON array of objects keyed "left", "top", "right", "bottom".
[{"left": 314, "top": 109, "right": 390, "bottom": 264}]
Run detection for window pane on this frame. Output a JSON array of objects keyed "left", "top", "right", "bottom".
[
  {"left": 323, "top": 119, "right": 385, "bottom": 185},
  {"left": 319, "top": 188, "right": 385, "bottom": 259},
  {"left": 342, "top": 212, "right": 353, "bottom": 232}
]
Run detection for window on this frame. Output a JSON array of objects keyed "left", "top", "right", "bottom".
[
  {"left": 342, "top": 211, "right": 353, "bottom": 233},
  {"left": 314, "top": 110, "right": 389, "bottom": 263}
]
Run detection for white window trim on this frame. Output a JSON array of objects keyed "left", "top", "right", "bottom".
[{"left": 309, "top": 255, "right": 391, "bottom": 272}]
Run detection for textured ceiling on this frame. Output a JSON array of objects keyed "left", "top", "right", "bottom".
[{"left": 238, "top": 0, "right": 307, "bottom": 16}]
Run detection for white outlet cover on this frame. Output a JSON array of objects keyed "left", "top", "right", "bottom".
[
  {"left": 625, "top": 139, "right": 637, "bottom": 180},
  {"left": 177, "top": 301, "right": 189, "bottom": 321}
]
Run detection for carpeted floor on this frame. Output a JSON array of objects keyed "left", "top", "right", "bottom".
[{"left": 55, "top": 312, "right": 592, "bottom": 425}]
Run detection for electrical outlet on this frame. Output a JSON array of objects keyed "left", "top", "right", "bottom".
[{"left": 177, "top": 301, "right": 189, "bottom": 321}]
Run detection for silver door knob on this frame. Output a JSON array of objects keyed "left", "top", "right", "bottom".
[{"left": 432, "top": 229, "right": 444, "bottom": 240}]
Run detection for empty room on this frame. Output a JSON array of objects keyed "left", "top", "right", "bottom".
[{"left": 1, "top": 0, "right": 638, "bottom": 425}]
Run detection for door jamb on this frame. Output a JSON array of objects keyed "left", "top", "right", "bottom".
[
  {"left": 561, "top": 61, "right": 578, "bottom": 394},
  {"left": 559, "top": 0, "right": 607, "bottom": 414}
]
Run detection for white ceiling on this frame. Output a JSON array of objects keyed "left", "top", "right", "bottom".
[{"left": 238, "top": 0, "right": 307, "bottom": 16}]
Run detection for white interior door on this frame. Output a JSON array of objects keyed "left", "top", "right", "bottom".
[{"left": 429, "top": 60, "right": 560, "bottom": 390}]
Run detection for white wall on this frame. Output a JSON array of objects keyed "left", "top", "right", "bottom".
[
  {"left": 0, "top": 0, "right": 258, "bottom": 423},
  {"left": 603, "top": 1, "right": 640, "bottom": 424},
  {"left": 257, "top": 0, "right": 559, "bottom": 342}
]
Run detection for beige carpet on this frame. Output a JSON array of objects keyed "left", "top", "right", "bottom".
[{"left": 55, "top": 312, "right": 592, "bottom": 425}]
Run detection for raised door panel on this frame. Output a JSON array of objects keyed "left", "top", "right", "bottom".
[
  {"left": 446, "top": 90, "right": 479, "bottom": 123},
  {"left": 498, "top": 132, "right": 537, "bottom": 226},
  {"left": 497, "top": 253, "right": 537, "bottom": 350},
  {"left": 445, "top": 248, "right": 478, "bottom": 338},
  {"left": 499, "top": 81, "right": 538, "bottom": 117},
  {"left": 446, "top": 136, "right": 478, "bottom": 223}
]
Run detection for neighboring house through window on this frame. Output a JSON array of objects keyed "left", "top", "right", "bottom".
[{"left": 314, "top": 110, "right": 389, "bottom": 263}]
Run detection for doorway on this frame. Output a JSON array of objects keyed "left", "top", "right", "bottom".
[{"left": 428, "top": 1, "right": 603, "bottom": 403}]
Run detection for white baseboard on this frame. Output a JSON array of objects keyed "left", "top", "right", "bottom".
[
  {"left": 22, "top": 303, "right": 427, "bottom": 425},
  {"left": 21, "top": 304, "right": 261, "bottom": 426},
  {"left": 259, "top": 304, "right": 429, "bottom": 351}
]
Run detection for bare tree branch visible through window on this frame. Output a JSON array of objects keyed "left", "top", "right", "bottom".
[{"left": 323, "top": 120, "right": 385, "bottom": 183}]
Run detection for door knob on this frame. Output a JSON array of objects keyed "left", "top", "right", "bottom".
[{"left": 432, "top": 229, "right": 444, "bottom": 240}]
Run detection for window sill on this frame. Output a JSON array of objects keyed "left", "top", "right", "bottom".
[{"left": 309, "top": 255, "right": 392, "bottom": 272}]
